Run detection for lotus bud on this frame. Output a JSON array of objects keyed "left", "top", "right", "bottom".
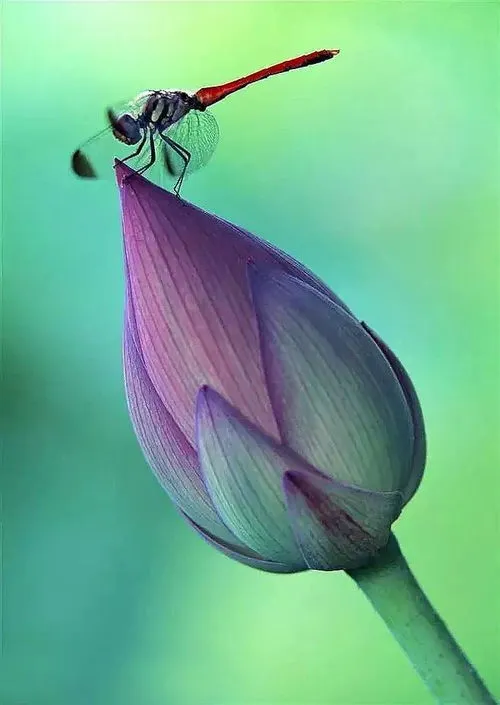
[
  {"left": 114, "top": 161, "right": 496, "bottom": 704},
  {"left": 116, "top": 160, "right": 425, "bottom": 573}
]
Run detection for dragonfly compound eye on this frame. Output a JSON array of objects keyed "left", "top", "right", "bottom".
[{"left": 110, "top": 113, "right": 142, "bottom": 145}]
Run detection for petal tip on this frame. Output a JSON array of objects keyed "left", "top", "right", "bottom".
[
  {"left": 114, "top": 158, "right": 177, "bottom": 204},
  {"left": 196, "top": 384, "right": 219, "bottom": 408},
  {"left": 246, "top": 259, "right": 267, "bottom": 284},
  {"left": 247, "top": 262, "right": 293, "bottom": 305},
  {"left": 283, "top": 469, "right": 324, "bottom": 508},
  {"left": 114, "top": 159, "right": 137, "bottom": 188},
  {"left": 195, "top": 384, "right": 210, "bottom": 419},
  {"left": 282, "top": 469, "right": 303, "bottom": 492},
  {"left": 195, "top": 385, "right": 229, "bottom": 433}
]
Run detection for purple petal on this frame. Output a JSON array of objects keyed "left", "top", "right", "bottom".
[
  {"left": 116, "top": 161, "right": 351, "bottom": 446},
  {"left": 195, "top": 386, "right": 307, "bottom": 569},
  {"left": 361, "top": 323, "right": 426, "bottom": 503},
  {"left": 283, "top": 470, "right": 402, "bottom": 570},
  {"left": 250, "top": 267, "right": 414, "bottom": 493},
  {"left": 123, "top": 314, "right": 247, "bottom": 548},
  {"left": 184, "top": 514, "right": 306, "bottom": 574}
]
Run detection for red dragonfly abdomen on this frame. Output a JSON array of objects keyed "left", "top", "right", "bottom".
[{"left": 194, "top": 49, "right": 339, "bottom": 109}]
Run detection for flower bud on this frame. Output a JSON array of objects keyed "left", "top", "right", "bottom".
[{"left": 117, "top": 161, "right": 425, "bottom": 572}]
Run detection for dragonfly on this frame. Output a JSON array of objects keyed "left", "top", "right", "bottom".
[{"left": 71, "top": 49, "right": 339, "bottom": 195}]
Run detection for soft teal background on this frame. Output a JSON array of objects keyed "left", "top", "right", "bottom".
[{"left": 2, "top": 2, "right": 499, "bottom": 704}]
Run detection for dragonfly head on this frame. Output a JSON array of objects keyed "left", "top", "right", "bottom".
[{"left": 107, "top": 110, "right": 142, "bottom": 145}]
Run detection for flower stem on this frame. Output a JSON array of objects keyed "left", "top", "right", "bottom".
[{"left": 346, "top": 533, "right": 496, "bottom": 704}]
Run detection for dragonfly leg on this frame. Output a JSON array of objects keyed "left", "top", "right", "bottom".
[
  {"left": 119, "top": 130, "right": 152, "bottom": 185},
  {"left": 122, "top": 130, "right": 148, "bottom": 164},
  {"left": 160, "top": 134, "right": 191, "bottom": 197},
  {"left": 135, "top": 130, "right": 157, "bottom": 175}
]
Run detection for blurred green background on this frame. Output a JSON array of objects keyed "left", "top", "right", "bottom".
[{"left": 2, "top": 2, "right": 499, "bottom": 704}]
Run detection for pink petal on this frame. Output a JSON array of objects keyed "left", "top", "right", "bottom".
[
  {"left": 123, "top": 294, "right": 247, "bottom": 547},
  {"left": 116, "top": 161, "right": 350, "bottom": 446}
]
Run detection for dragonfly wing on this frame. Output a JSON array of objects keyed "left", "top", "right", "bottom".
[
  {"left": 71, "top": 93, "right": 155, "bottom": 181},
  {"left": 72, "top": 147, "right": 99, "bottom": 177},
  {"left": 161, "top": 109, "right": 219, "bottom": 177}
]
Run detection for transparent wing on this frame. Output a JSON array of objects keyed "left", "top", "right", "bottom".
[
  {"left": 161, "top": 109, "right": 219, "bottom": 177},
  {"left": 71, "top": 92, "right": 156, "bottom": 181},
  {"left": 125, "top": 90, "right": 156, "bottom": 115}
]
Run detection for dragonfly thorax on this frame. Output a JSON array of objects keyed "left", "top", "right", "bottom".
[{"left": 140, "top": 90, "right": 195, "bottom": 133}]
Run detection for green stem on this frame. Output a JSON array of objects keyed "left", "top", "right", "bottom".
[{"left": 346, "top": 533, "right": 496, "bottom": 704}]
